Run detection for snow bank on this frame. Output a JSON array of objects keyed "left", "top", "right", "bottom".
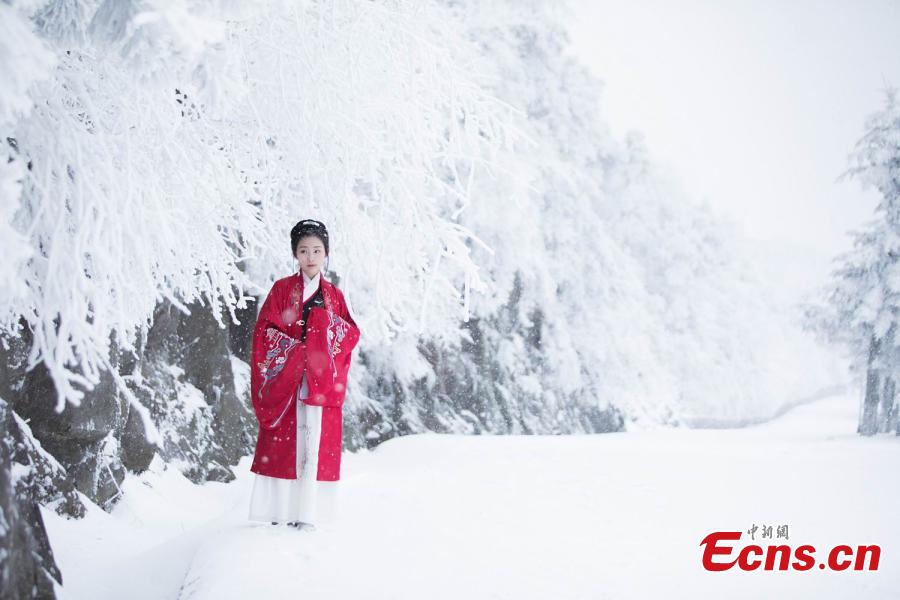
[{"left": 44, "top": 392, "right": 900, "bottom": 600}]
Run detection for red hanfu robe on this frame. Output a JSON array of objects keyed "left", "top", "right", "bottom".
[{"left": 249, "top": 272, "right": 360, "bottom": 480}]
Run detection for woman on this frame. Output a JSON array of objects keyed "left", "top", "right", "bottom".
[{"left": 247, "top": 219, "right": 360, "bottom": 530}]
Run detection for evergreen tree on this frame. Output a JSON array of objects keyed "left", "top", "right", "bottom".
[{"left": 804, "top": 88, "right": 900, "bottom": 435}]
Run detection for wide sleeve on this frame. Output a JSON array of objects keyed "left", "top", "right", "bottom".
[
  {"left": 301, "top": 287, "right": 361, "bottom": 408},
  {"left": 335, "top": 288, "right": 360, "bottom": 356},
  {"left": 249, "top": 281, "right": 307, "bottom": 430},
  {"left": 337, "top": 289, "right": 358, "bottom": 330},
  {"left": 328, "top": 289, "right": 360, "bottom": 406}
]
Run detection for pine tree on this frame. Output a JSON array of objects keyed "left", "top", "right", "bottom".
[{"left": 804, "top": 87, "right": 900, "bottom": 435}]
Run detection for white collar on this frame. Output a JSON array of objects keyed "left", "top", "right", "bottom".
[{"left": 301, "top": 270, "right": 321, "bottom": 286}]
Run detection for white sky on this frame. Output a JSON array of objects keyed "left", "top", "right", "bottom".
[{"left": 566, "top": 0, "right": 900, "bottom": 269}]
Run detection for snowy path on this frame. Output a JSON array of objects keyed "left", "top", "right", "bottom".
[{"left": 44, "top": 392, "right": 899, "bottom": 600}]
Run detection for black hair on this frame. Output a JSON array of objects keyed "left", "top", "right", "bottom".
[{"left": 290, "top": 219, "right": 329, "bottom": 256}]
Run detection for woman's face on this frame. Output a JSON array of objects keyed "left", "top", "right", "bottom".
[{"left": 295, "top": 235, "right": 326, "bottom": 279}]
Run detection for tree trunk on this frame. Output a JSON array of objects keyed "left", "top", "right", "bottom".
[
  {"left": 859, "top": 334, "right": 881, "bottom": 436},
  {"left": 881, "top": 376, "right": 897, "bottom": 433}
]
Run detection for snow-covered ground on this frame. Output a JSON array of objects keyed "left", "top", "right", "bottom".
[{"left": 43, "top": 391, "right": 899, "bottom": 600}]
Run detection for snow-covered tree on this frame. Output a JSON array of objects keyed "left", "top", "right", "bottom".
[
  {"left": 0, "top": 0, "right": 525, "bottom": 518},
  {"left": 0, "top": 0, "right": 838, "bottom": 518},
  {"left": 804, "top": 88, "right": 900, "bottom": 435},
  {"left": 2, "top": 0, "right": 517, "bottom": 417},
  {"left": 406, "top": 0, "right": 833, "bottom": 436}
]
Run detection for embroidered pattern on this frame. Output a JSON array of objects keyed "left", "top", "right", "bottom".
[
  {"left": 326, "top": 310, "right": 349, "bottom": 377},
  {"left": 257, "top": 327, "right": 300, "bottom": 400}
]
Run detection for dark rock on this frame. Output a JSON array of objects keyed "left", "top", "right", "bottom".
[
  {"left": 0, "top": 325, "right": 87, "bottom": 517},
  {"left": 118, "top": 396, "right": 157, "bottom": 475},
  {"left": 8, "top": 333, "right": 128, "bottom": 510},
  {"left": 348, "top": 270, "right": 627, "bottom": 447},
  {"left": 139, "top": 298, "right": 256, "bottom": 483},
  {"left": 0, "top": 294, "right": 258, "bottom": 510},
  {"left": 0, "top": 397, "right": 64, "bottom": 599},
  {"left": 228, "top": 296, "right": 256, "bottom": 364}
]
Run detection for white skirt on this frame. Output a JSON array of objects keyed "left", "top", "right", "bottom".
[{"left": 248, "top": 375, "right": 339, "bottom": 525}]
